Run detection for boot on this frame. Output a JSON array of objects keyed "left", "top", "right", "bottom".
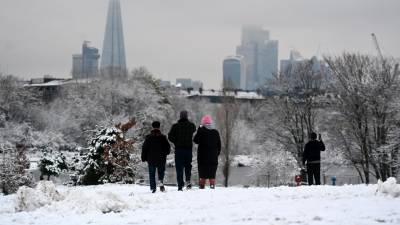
[
  {"left": 159, "top": 181, "right": 166, "bottom": 192},
  {"left": 186, "top": 180, "right": 192, "bottom": 190},
  {"left": 210, "top": 179, "right": 216, "bottom": 189},
  {"left": 199, "top": 178, "right": 206, "bottom": 189}
]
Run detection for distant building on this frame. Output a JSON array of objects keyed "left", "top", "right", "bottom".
[
  {"left": 280, "top": 50, "right": 305, "bottom": 76},
  {"left": 223, "top": 56, "right": 246, "bottom": 90},
  {"left": 101, "top": 0, "right": 127, "bottom": 76},
  {"left": 279, "top": 50, "right": 332, "bottom": 92},
  {"left": 280, "top": 50, "right": 330, "bottom": 79},
  {"left": 192, "top": 80, "right": 203, "bottom": 91},
  {"left": 176, "top": 78, "right": 192, "bottom": 89},
  {"left": 72, "top": 41, "right": 100, "bottom": 79},
  {"left": 236, "top": 25, "right": 278, "bottom": 90},
  {"left": 82, "top": 41, "right": 100, "bottom": 77},
  {"left": 24, "top": 76, "right": 69, "bottom": 102},
  {"left": 160, "top": 80, "right": 171, "bottom": 87},
  {"left": 182, "top": 89, "right": 265, "bottom": 104},
  {"left": 175, "top": 78, "right": 204, "bottom": 90},
  {"left": 72, "top": 54, "right": 83, "bottom": 78}
]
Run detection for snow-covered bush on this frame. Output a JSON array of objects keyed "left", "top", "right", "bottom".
[
  {"left": 377, "top": 177, "right": 400, "bottom": 198},
  {"left": 15, "top": 181, "right": 63, "bottom": 212},
  {"left": 76, "top": 126, "right": 139, "bottom": 185},
  {"left": 38, "top": 148, "right": 68, "bottom": 180},
  {"left": 0, "top": 144, "right": 34, "bottom": 195}
]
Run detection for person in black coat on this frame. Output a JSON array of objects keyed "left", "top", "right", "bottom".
[
  {"left": 193, "top": 115, "right": 221, "bottom": 189},
  {"left": 168, "top": 110, "right": 196, "bottom": 190},
  {"left": 302, "top": 132, "right": 326, "bottom": 185},
  {"left": 142, "top": 121, "right": 171, "bottom": 193}
]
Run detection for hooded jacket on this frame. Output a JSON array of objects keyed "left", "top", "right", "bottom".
[
  {"left": 193, "top": 126, "right": 221, "bottom": 166},
  {"left": 142, "top": 129, "right": 171, "bottom": 166}
]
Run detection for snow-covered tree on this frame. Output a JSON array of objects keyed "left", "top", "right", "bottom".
[
  {"left": 325, "top": 53, "right": 400, "bottom": 182},
  {"left": 76, "top": 122, "right": 139, "bottom": 185},
  {"left": 38, "top": 148, "right": 68, "bottom": 180},
  {"left": 0, "top": 144, "right": 34, "bottom": 195}
]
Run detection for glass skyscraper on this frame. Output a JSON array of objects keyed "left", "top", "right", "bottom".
[
  {"left": 100, "top": 0, "right": 127, "bottom": 76},
  {"left": 236, "top": 25, "right": 278, "bottom": 90},
  {"left": 72, "top": 41, "right": 100, "bottom": 79},
  {"left": 223, "top": 56, "right": 246, "bottom": 90}
]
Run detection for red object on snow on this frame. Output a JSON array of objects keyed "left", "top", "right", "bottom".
[{"left": 295, "top": 175, "right": 302, "bottom": 186}]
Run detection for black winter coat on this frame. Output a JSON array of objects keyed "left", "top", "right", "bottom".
[
  {"left": 302, "top": 140, "right": 326, "bottom": 165},
  {"left": 141, "top": 129, "right": 171, "bottom": 166},
  {"left": 168, "top": 118, "right": 196, "bottom": 149},
  {"left": 193, "top": 126, "right": 221, "bottom": 166}
]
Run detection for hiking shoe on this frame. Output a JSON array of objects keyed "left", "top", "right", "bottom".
[{"left": 151, "top": 189, "right": 156, "bottom": 193}]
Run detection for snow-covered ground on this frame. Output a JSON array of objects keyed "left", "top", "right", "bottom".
[{"left": 1, "top": 181, "right": 399, "bottom": 225}]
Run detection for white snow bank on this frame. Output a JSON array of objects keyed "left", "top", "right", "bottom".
[
  {"left": 56, "top": 189, "right": 128, "bottom": 214},
  {"left": 14, "top": 181, "right": 128, "bottom": 214},
  {"left": 1, "top": 183, "right": 400, "bottom": 225},
  {"left": 377, "top": 177, "right": 400, "bottom": 198},
  {"left": 15, "top": 181, "right": 63, "bottom": 212}
]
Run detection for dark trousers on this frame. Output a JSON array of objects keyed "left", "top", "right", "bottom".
[
  {"left": 175, "top": 149, "right": 192, "bottom": 188},
  {"left": 307, "top": 163, "right": 321, "bottom": 185},
  {"left": 148, "top": 164, "right": 165, "bottom": 190}
]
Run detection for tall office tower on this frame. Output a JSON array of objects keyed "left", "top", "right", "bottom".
[
  {"left": 82, "top": 41, "right": 100, "bottom": 78},
  {"left": 223, "top": 56, "right": 246, "bottom": 90},
  {"left": 72, "top": 54, "right": 83, "bottom": 78},
  {"left": 236, "top": 25, "right": 278, "bottom": 90},
  {"left": 72, "top": 41, "right": 100, "bottom": 79},
  {"left": 100, "top": 0, "right": 127, "bottom": 76}
]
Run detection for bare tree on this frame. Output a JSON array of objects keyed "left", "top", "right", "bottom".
[
  {"left": 216, "top": 81, "right": 240, "bottom": 187},
  {"left": 325, "top": 53, "right": 400, "bottom": 183},
  {"left": 268, "top": 60, "right": 326, "bottom": 167}
]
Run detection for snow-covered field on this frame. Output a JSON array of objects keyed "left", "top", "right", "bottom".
[{"left": 0, "top": 181, "right": 399, "bottom": 225}]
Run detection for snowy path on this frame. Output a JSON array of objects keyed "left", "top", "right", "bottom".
[{"left": 0, "top": 183, "right": 399, "bottom": 225}]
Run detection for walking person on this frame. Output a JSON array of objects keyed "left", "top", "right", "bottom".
[
  {"left": 302, "top": 132, "right": 326, "bottom": 185},
  {"left": 168, "top": 110, "right": 196, "bottom": 191},
  {"left": 193, "top": 115, "right": 221, "bottom": 189},
  {"left": 141, "top": 121, "right": 171, "bottom": 193}
]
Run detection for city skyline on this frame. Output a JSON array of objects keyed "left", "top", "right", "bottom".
[
  {"left": 1, "top": 0, "right": 399, "bottom": 89},
  {"left": 236, "top": 26, "right": 278, "bottom": 90}
]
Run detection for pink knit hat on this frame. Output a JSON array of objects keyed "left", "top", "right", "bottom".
[{"left": 201, "top": 115, "right": 212, "bottom": 125}]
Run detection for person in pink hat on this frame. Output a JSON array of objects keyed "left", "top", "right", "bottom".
[{"left": 193, "top": 115, "right": 221, "bottom": 189}]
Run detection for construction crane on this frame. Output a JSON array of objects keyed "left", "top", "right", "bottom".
[{"left": 371, "top": 33, "right": 384, "bottom": 61}]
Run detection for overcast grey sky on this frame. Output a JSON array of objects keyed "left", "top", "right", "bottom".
[{"left": 1, "top": 0, "right": 399, "bottom": 88}]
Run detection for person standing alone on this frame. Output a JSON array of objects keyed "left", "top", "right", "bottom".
[
  {"left": 168, "top": 110, "right": 196, "bottom": 191},
  {"left": 141, "top": 121, "right": 171, "bottom": 193},
  {"left": 194, "top": 115, "right": 221, "bottom": 189},
  {"left": 302, "top": 132, "right": 326, "bottom": 185}
]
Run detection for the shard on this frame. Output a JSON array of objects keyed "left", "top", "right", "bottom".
[{"left": 100, "top": 0, "right": 127, "bottom": 76}]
